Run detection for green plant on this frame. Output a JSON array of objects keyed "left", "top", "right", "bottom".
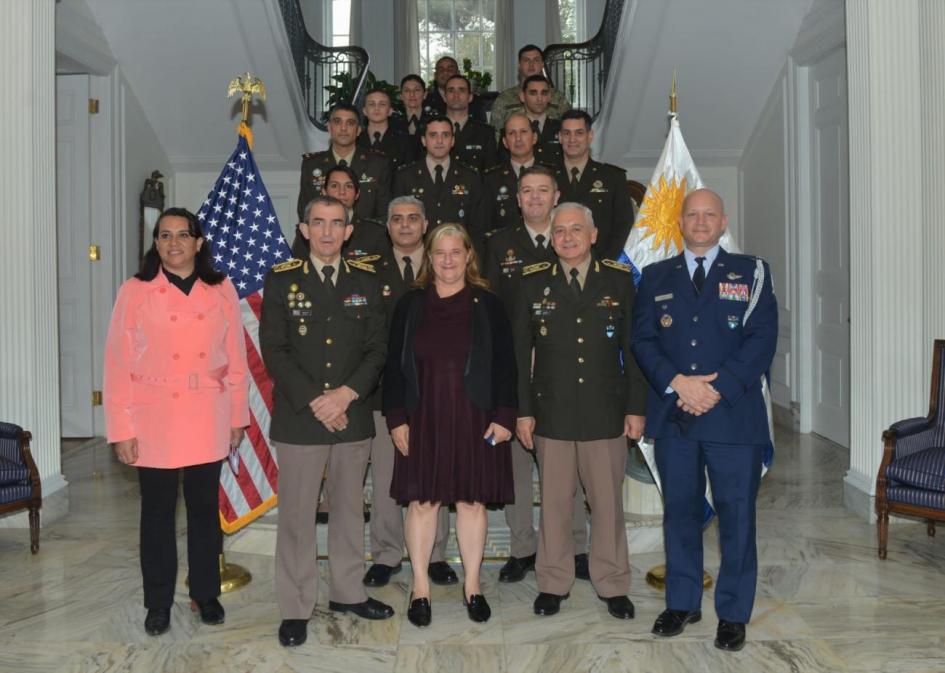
[
  {"left": 323, "top": 70, "right": 400, "bottom": 120},
  {"left": 462, "top": 58, "right": 493, "bottom": 93}
]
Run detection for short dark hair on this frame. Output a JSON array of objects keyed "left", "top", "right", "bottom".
[
  {"left": 560, "top": 108, "right": 593, "bottom": 129},
  {"left": 519, "top": 164, "right": 558, "bottom": 188},
  {"left": 324, "top": 164, "right": 361, "bottom": 197},
  {"left": 363, "top": 88, "right": 392, "bottom": 104},
  {"left": 423, "top": 115, "right": 453, "bottom": 136},
  {"left": 136, "top": 207, "right": 225, "bottom": 285},
  {"left": 445, "top": 74, "right": 472, "bottom": 91},
  {"left": 522, "top": 74, "right": 552, "bottom": 92},
  {"left": 302, "top": 195, "right": 350, "bottom": 225},
  {"left": 518, "top": 44, "right": 543, "bottom": 60},
  {"left": 328, "top": 102, "right": 360, "bottom": 119},
  {"left": 436, "top": 55, "right": 458, "bottom": 68},
  {"left": 400, "top": 73, "right": 426, "bottom": 90}
]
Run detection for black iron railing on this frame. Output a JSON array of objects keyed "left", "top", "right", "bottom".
[
  {"left": 278, "top": 0, "right": 370, "bottom": 131},
  {"left": 543, "top": 0, "right": 627, "bottom": 121}
]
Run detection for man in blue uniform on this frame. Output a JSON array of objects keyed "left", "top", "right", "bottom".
[{"left": 630, "top": 188, "right": 777, "bottom": 652}]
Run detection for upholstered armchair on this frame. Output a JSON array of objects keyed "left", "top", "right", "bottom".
[
  {"left": 876, "top": 339, "right": 945, "bottom": 559},
  {"left": 0, "top": 423, "right": 41, "bottom": 553}
]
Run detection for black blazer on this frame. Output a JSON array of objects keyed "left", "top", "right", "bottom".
[{"left": 382, "top": 285, "right": 517, "bottom": 425}]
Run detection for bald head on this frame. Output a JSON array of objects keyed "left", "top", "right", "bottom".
[
  {"left": 681, "top": 188, "right": 725, "bottom": 215},
  {"left": 679, "top": 188, "right": 728, "bottom": 254}
]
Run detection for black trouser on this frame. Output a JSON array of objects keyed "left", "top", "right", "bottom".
[{"left": 137, "top": 460, "right": 223, "bottom": 609}]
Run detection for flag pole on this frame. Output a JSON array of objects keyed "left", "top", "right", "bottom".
[{"left": 646, "top": 71, "right": 713, "bottom": 593}]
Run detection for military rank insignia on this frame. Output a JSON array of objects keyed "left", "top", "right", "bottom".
[
  {"left": 719, "top": 282, "right": 750, "bottom": 302},
  {"left": 605, "top": 324, "right": 616, "bottom": 338}
]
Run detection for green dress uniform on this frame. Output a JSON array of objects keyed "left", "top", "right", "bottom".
[
  {"left": 297, "top": 149, "right": 391, "bottom": 223},
  {"left": 489, "top": 84, "right": 571, "bottom": 138},
  {"left": 391, "top": 159, "right": 485, "bottom": 249},
  {"left": 452, "top": 118, "right": 499, "bottom": 173},
  {"left": 260, "top": 257, "right": 386, "bottom": 616},
  {"left": 512, "top": 257, "right": 646, "bottom": 598},
  {"left": 482, "top": 163, "right": 523, "bottom": 234},
  {"left": 554, "top": 160, "right": 635, "bottom": 261}
]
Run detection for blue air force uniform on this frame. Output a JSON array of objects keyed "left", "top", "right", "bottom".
[{"left": 630, "top": 246, "right": 778, "bottom": 625}]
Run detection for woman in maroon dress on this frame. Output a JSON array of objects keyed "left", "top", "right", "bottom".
[{"left": 384, "top": 223, "right": 517, "bottom": 626}]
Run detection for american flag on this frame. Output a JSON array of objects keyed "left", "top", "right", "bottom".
[{"left": 197, "top": 127, "right": 290, "bottom": 533}]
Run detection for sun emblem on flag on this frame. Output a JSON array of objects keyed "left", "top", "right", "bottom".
[{"left": 637, "top": 175, "right": 687, "bottom": 255}]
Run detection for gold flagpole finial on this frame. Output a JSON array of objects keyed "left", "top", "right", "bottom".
[
  {"left": 227, "top": 72, "right": 267, "bottom": 125},
  {"left": 669, "top": 69, "right": 678, "bottom": 115}
]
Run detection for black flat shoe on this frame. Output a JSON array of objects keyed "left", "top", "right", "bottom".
[
  {"left": 715, "top": 620, "right": 746, "bottom": 651},
  {"left": 600, "top": 595, "right": 635, "bottom": 620},
  {"left": 574, "top": 553, "right": 590, "bottom": 580},
  {"left": 533, "top": 592, "right": 568, "bottom": 616},
  {"left": 428, "top": 561, "right": 459, "bottom": 585},
  {"left": 363, "top": 562, "right": 402, "bottom": 587},
  {"left": 144, "top": 607, "right": 171, "bottom": 636},
  {"left": 407, "top": 596, "right": 431, "bottom": 627},
  {"left": 498, "top": 554, "right": 536, "bottom": 583},
  {"left": 193, "top": 597, "right": 225, "bottom": 625},
  {"left": 328, "top": 597, "right": 394, "bottom": 620},
  {"left": 463, "top": 594, "right": 491, "bottom": 623},
  {"left": 651, "top": 608, "right": 702, "bottom": 637},
  {"left": 278, "top": 618, "right": 308, "bottom": 647}
]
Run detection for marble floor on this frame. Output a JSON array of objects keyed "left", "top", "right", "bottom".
[{"left": 1, "top": 428, "right": 944, "bottom": 673}]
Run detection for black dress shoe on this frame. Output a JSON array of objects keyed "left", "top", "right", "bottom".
[
  {"left": 463, "top": 594, "right": 491, "bottom": 623},
  {"left": 651, "top": 608, "right": 702, "bottom": 637},
  {"left": 278, "top": 618, "right": 308, "bottom": 647},
  {"left": 144, "top": 607, "right": 171, "bottom": 636},
  {"left": 363, "top": 562, "right": 402, "bottom": 587},
  {"left": 428, "top": 561, "right": 459, "bottom": 585},
  {"left": 533, "top": 592, "right": 568, "bottom": 616},
  {"left": 600, "top": 595, "right": 635, "bottom": 620},
  {"left": 715, "top": 620, "right": 746, "bottom": 651},
  {"left": 407, "top": 596, "right": 431, "bottom": 627},
  {"left": 574, "top": 553, "right": 590, "bottom": 580},
  {"left": 498, "top": 554, "right": 536, "bottom": 583},
  {"left": 328, "top": 597, "right": 395, "bottom": 620},
  {"left": 194, "top": 597, "right": 225, "bottom": 625}
]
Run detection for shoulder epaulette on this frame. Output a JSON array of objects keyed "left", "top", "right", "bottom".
[
  {"left": 601, "top": 259, "right": 632, "bottom": 273},
  {"left": 483, "top": 164, "right": 503, "bottom": 175},
  {"left": 354, "top": 254, "right": 381, "bottom": 263},
  {"left": 273, "top": 259, "right": 303, "bottom": 273},
  {"left": 523, "top": 261, "right": 552, "bottom": 276},
  {"left": 347, "top": 259, "right": 376, "bottom": 273}
]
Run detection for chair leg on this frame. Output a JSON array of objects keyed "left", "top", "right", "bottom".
[
  {"left": 28, "top": 506, "right": 40, "bottom": 554},
  {"left": 928, "top": 520, "right": 936, "bottom": 538},
  {"left": 877, "top": 509, "right": 889, "bottom": 560}
]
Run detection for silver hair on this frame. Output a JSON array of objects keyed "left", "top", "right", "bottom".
[
  {"left": 551, "top": 201, "right": 595, "bottom": 228},
  {"left": 387, "top": 195, "right": 426, "bottom": 221}
]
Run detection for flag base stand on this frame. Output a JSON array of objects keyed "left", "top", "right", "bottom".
[
  {"left": 186, "top": 553, "right": 252, "bottom": 594},
  {"left": 645, "top": 564, "right": 713, "bottom": 591}
]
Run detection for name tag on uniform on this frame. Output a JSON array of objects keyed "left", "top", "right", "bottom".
[
  {"left": 465, "top": 144, "right": 482, "bottom": 151},
  {"left": 718, "top": 282, "right": 749, "bottom": 302},
  {"left": 655, "top": 293, "right": 673, "bottom": 302}
]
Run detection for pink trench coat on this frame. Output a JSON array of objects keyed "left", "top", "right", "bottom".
[{"left": 103, "top": 272, "right": 250, "bottom": 468}]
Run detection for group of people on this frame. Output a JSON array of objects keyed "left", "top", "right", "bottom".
[{"left": 103, "top": 42, "right": 777, "bottom": 656}]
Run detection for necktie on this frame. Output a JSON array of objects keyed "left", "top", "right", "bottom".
[
  {"left": 372, "top": 132, "right": 381, "bottom": 149},
  {"left": 693, "top": 257, "right": 706, "bottom": 294},
  {"left": 434, "top": 163, "right": 444, "bottom": 186},
  {"left": 569, "top": 267, "right": 582, "bottom": 299},
  {"left": 570, "top": 166, "right": 580, "bottom": 186},
  {"left": 323, "top": 264, "right": 335, "bottom": 290},
  {"left": 535, "top": 233, "right": 545, "bottom": 251},
  {"left": 402, "top": 256, "right": 414, "bottom": 286},
  {"left": 454, "top": 122, "right": 462, "bottom": 137},
  {"left": 338, "top": 159, "right": 347, "bottom": 167},
  {"left": 531, "top": 119, "right": 540, "bottom": 134}
]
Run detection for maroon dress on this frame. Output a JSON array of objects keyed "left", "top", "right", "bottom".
[{"left": 390, "top": 285, "right": 514, "bottom": 504}]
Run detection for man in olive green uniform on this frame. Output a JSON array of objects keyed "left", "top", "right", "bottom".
[
  {"left": 490, "top": 44, "right": 570, "bottom": 137},
  {"left": 297, "top": 103, "right": 391, "bottom": 222},
  {"left": 483, "top": 113, "right": 541, "bottom": 234},
  {"left": 483, "top": 168, "right": 590, "bottom": 584},
  {"left": 260, "top": 196, "right": 393, "bottom": 648},
  {"left": 445, "top": 74, "right": 498, "bottom": 173},
  {"left": 553, "top": 109, "right": 634, "bottom": 260},
  {"left": 391, "top": 116, "right": 484, "bottom": 252},
  {"left": 362, "top": 195, "right": 459, "bottom": 589},
  {"left": 513, "top": 202, "right": 647, "bottom": 620},
  {"left": 520, "top": 75, "right": 564, "bottom": 165}
]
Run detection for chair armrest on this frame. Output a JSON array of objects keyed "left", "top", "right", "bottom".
[
  {"left": 18, "top": 431, "right": 41, "bottom": 501},
  {"left": 888, "top": 416, "right": 933, "bottom": 438}
]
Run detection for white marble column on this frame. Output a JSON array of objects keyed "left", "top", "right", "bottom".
[
  {"left": 844, "top": 0, "right": 945, "bottom": 518},
  {"left": 0, "top": 1, "right": 67, "bottom": 509}
]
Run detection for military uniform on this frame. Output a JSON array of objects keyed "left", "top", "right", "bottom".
[
  {"left": 497, "top": 118, "right": 562, "bottom": 166},
  {"left": 481, "top": 163, "right": 523, "bottom": 233},
  {"left": 512, "top": 257, "right": 647, "bottom": 597},
  {"left": 391, "top": 160, "right": 484, "bottom": 248},
  {"left": 259, "top": 257, "right": 386, "bottom": 618},
  {"left": 357, "top": 127, "right": 417, "bottom": 170},
  {"left": 489, "top": 84, "right": 570, "bottom": 138},
  {"left": 554, "top": 160, "right": 634, "bottom": 260},
  {"left": 631, "top": 247, "right": 777, "bottom": 625},
  {"left": 452, "top": 119, "right": 499, "bottom": 173},
  {"left": 297, "top": 149, "right": 391, "bottom": 223}
]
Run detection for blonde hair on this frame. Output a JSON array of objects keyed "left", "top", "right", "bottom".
[{"left": 415, "top": 223, "right": 490, "bottom": 290}]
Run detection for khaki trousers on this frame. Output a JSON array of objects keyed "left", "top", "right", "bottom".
[
  {"left": 535, "top": 435, "right": 629, "bottom": 597},
  {"left": 369, "top": 411, "right": 450, "bottom": 565},
  {"left": 274, "top": 439, "right": 371, "bottom": 618},
  {"left": 507, "top": 439, "right": 588, "bottom": 557}
]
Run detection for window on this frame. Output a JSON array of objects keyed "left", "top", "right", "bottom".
[
  {"left": 558, "top": 0, "right": 579, "bottom": 43},
  {"left": 327, "top": 0, "right": 351, "bottom": 47},
  {"left": 418, "top": 0, "right": 496, "bottom": 85}
]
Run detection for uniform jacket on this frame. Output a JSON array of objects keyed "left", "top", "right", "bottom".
[
  {"left": 489, "top": 85, "right": 570, "bottom": 137},
  {"left": 554, "top": 159, "right": 634, "bottom": 260},
  {"left": 452, "top": 118, "right": 499, "bottom": 173},
  {"left": 383, "top": 285, "right": 517, "bottom": 432},
  {"left": 482, "top": 221, "right": 557, "bottom": 309},
  {"left": 368, "top": 244, "right": 416, "bottom": 411},
  {"left": 630, "top": 248, "right": 778, "bottom": 444},
  {"left": 103, "top": 273, "right": 250, "bottom": 468},
  {"left": 356, "top": 127, "right": 417, "bottom": 170},
  {"left": 297, "top": 149, "right": 391, "bottom": 222},
  {"left": 259, "top": 258, "right": 386, "bottom": 445},
  {"left": 513, "top": 257, "right": 647, "bottom": 441},
  {"left": 391, "top": 159, "right": 484, "bottom": 245}
]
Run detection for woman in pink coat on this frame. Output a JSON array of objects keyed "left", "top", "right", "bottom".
[{"left": 104, "top": 207, "right": 249, "bottom": 636}]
